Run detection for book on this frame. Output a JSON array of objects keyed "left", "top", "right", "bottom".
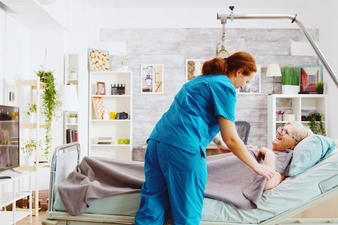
[
  {"left": 72, "top": 130, "right": 76, "bottom": 142},
  {"left": 66, "top": 129, "right": 72, "bottom": 143},
  {"left": 97, "top": 136, "right": 112, "bottom": 144}
]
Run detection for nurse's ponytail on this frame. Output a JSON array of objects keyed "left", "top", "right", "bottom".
[{"left": 202, "top": 51, "right": 257, "bottom": 76}]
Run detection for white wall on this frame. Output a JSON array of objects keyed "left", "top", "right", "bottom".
[
  {"left": 86, "top": 2, "right": 338, "bottom": 140},
  {"left": 0, "top": 7, "right": 5, "bottom": 104}
]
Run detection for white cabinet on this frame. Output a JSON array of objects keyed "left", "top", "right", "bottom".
[
  {"left": 88, "top": 71, "right": 133, "bottom": 160},
  {"left": 267, "top": 94, "right": 327, "bottom": 148},
  {"left": 0, "top": 171, "right": 32, "bottom": 225},
  {"left": 63, "top": 53, "right": 80, "bottom": 144}
]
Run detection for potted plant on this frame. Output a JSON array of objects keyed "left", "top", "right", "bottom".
[
  {"left": 36, "top": 67, "right": 61, "bottom": 160},
  {"left": 69, "top": 113, "right": 78, "bottom": 124},
  {"left": 308, "top": 112, "right": 326, "bottom": 135},
  {"left": 315, "top": 81, "right": 324, "bottom": 94},
  {"left": 69, "top": 67, "right": 77, "bottom": 79},
  {"left": 119, "top": 51, "right": 129, "bottom": 71},
  {"left": 281, "top": 66, "right": 299, "bottom": 94},
  {"left": 22, "top": 139, "right": 39, "bottom": 166}
]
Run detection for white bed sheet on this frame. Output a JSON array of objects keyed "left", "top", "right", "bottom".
[{"left": 53, "top": 149, "right": 338, "bottom": 224}]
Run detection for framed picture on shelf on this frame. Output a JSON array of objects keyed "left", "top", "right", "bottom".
[
  {"left": 299, "top": 65, "right": 323, "bottom": 94},
  {"left": 238, "top": 64, "right": 261, "bottom": 94},
  {"left": 96, "top": 82, "right": 106, "bottom": 95},
  {"left": 141, "top": 64, "right": 164, "bottom": 94},
  {"left": 88, "top": 48, "right": 110, "bottom": 71},
  {"left": 92, "top": 97, "right": 105, "bottom": 119},
  {"left": 186, "top": 59, "right": 206, "bottom": 81}
]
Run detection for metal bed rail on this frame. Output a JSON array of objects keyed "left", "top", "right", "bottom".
[{"left": 47, "top": 142, "right": 81, "bottom": 212}]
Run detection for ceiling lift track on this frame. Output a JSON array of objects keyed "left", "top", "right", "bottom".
[{"left": 217, "top": 12, "right": 338, "bottom": 89}]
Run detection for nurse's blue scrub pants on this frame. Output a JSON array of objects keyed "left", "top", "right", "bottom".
[{"left": 135, "top": 140, "right": 207, "bottom": 225}]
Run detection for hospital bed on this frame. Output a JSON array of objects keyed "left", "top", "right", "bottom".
[{"left": 41, "top": 141, "right": 338, "bottom": 225}]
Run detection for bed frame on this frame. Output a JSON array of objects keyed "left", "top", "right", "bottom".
[{"left": 41, "top": 142, "right": 338, "bottom": 225}]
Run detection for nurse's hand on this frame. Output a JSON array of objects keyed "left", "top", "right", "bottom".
[{"left": 253, "top": 164, "right": 274, "bottom": 180}]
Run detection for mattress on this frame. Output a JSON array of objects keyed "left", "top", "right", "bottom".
[{"left": 53, "top": 149, "right": 338, "bottom": 224}]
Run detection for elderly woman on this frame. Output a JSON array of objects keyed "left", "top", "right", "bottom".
[{"left": 213, "top": 121, "right": 313, "bottom": 190}]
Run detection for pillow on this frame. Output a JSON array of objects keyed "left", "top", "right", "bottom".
[{"left": 287, "top": 135, "right": 336, "bottom": 176}]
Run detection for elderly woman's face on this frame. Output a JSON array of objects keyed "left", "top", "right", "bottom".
[{"left": 272, "top": 124, "right": 298, "bottom": 151}]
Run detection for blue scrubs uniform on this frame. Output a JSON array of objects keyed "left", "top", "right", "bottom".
[{"left": 135, "top": 74, "right": 237, "bottom": 225}]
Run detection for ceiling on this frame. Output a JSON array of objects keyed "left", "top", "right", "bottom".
[
  {"left": 0, "top": 0, "right": 325, "bottom": 30},
  {"left": 86, "top": 0, "right": 321, "bottom": 9},
  {"left": 0, "top": 0, "right": 63, "bottom": 29}
]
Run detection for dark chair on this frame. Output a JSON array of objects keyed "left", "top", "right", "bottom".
[{"left": 235, "top": 121, "right": 251, "bottom": 145}]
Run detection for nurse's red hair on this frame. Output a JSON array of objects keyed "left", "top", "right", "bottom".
[{"left": 201, "top": 51, "right": 257, "bottom": 76}]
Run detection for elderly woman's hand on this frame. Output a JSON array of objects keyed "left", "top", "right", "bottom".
[{"left": 257, "top": 147, "right": 274, "bottom": 159}]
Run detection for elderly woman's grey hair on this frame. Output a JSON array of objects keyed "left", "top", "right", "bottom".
[{"left": 285, "top": 121, "right": 314, "bottom": 142}]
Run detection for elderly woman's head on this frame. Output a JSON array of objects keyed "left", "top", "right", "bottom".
[{"left": 272, "top": 121, "right": 313, "bottom": 152}]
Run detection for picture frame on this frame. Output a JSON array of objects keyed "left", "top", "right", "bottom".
[
  {"left": 186, "top": 59, "right": 206, "bottom": 81},
  {"left": 88, "top": 48, "right": 110, "bottom": 71},
  {"left": 96, "top": 82, "right": 106, "bottom": 95},
  {"left": 92, "top": 97, "right": 105, "bottom": 119},
  {"left": 238, "top": 64, "right": 262, "bottom": 94},
  {"left": 299, "top": 65, "right": 323, "bottom": 94},
  {"left": 141, "top": 64, "right": 164, "bottom": 94}
]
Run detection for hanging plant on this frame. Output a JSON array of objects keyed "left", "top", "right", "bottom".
[
  {"left": 307, "top": 112, "right": 326, "bottom": 136},
  {"left": 36, "top": 67, "right": 61, "bottom": 158}
]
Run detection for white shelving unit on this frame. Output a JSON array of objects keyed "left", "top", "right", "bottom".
[
  {"left": 14, "top": 78, "right": 46, "bottom": 216},
  {"left": 88, "top": 71, "right": 133, "bottom": 160},
  {"left": 63, "top": 53, "right": 80, "bottom": 144},
  {"left": 0, "top": 170, "right": 32, "bottom": 225},
  {"left": 267, "top": 94, "right": 327, "bottom": 148}
]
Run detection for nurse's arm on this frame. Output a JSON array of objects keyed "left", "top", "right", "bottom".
[{"left": 218, "top": 116, "right": 274, "bottom": 180}]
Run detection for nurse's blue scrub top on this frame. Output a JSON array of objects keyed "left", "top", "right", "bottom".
[{"left": 148, "top": 74, "right": 237, "bottom": 155}]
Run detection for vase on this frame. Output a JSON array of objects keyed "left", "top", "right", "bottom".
[
  {"left": 69, "top": 118, "right": 77, "bottom": 124},
  {"left": 24, "top": 155, "right": 35, "bottom": 166},
  {"left": 317, "top": 88, "right": 324, "bottom": 94},
  {"left": 69, "top": 72, "right": 77, "bottom": 79},
  {"left": 282, "top": 85, "right": 299, "bottom": 94},
  {"left": 29, "top": 113, "right": 36, "bottom": 123}
]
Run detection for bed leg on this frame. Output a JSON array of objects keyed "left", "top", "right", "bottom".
[{"left": 41, "top": 219, "right": 58, "bottom": 225}]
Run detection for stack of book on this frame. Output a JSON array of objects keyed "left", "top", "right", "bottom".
[
  {"left": 66, "top": 129, "right": 78, "bottom": 143},
  {"left": 97, "top": 136, "right": 112, "bottom": 144}
]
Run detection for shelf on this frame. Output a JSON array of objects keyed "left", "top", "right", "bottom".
[
  {"left": 14, "top": 78, "right": 43, "bottom": 218},
  {"left": 267, "top": 94, "right": 327, "bottom": 148},
  {"left": 15, "top": 79, "right": 45, "bottom": 89},
  {"left": 0, "top": 171, "right": 32, "bottom": 225},
  {"left": 16, "top": 163, "right": 50, "bottom": 172},
  {"left": 0, "top": 192, "right": 31, "bottom": 206},
  {"left": 2, "top": 211, "right": 31, "bottom": 225},
  {"left": 91, "top": 144, "right": 131, "bottom": 147},
  {"left": 66, "top": 123, "right": 78, "bottom": 126},
  {"left": 91, "top": 94, "right": 131, "bottom": 98},
  {"left": 91, "top": 119, "right": 131, "bottom": 122},
  {"left": 63, "top": 53, "right": 80, "bottom": 146},
  {"left": 20, "top": 122, "right": 47, "bottom": 129},
  {"left": 89, "top": 71, "right": 133, "bottom": 160}
]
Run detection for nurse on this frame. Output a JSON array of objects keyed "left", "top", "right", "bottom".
[{"left": 135, "top": 52, "right": 274, "bottom": 225}]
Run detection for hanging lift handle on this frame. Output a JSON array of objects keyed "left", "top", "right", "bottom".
[{"left": 216, "top": 11, "right": 338, "bottom": 88}]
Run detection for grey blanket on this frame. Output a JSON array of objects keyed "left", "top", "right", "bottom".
[{"left": 58, "top": 150, "right": 266, "bottom": 216}]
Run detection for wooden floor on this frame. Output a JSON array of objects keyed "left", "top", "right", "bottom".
[{"left": 16, "top": 209, "right": 47, "bottom": 225}]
